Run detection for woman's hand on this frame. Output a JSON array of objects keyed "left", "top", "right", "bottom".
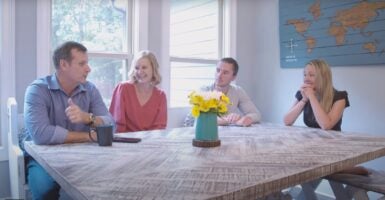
[{"left": 300, "top": 83, "right": 314, "bottom": 102}]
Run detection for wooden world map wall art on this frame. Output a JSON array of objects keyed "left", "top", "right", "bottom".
[{"left": 280, "top": 0, "right": 385, "bottom": 68}]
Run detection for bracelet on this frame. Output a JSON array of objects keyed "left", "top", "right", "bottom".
[{"left": 88, "top": 113, "right": 96, "bottom": 126}]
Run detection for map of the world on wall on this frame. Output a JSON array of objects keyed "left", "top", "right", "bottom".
[{"left": 279, "top": 0, "right": 385, "bottom": 68}]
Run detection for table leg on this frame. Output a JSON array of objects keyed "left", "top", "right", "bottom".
[
  {"left": 329, "top": 180, "right": 369, "bottom": 200},
  {"left": 296, "top": 179, "right": 322, "bottom": 200}
]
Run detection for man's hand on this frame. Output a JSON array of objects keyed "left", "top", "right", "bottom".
[
  {"left": 65, "top": 98, "right": 89, "bottom": 124},
  {"left": 223, "top": 113, "right": 241, "bottom": 124},
  {"left": 236, "top": 116, "right": 253, "bottom": 127}
]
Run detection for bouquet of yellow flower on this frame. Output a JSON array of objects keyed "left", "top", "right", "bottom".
[{"left": 188, "top": 91, "right": 230, "bottom": 118}]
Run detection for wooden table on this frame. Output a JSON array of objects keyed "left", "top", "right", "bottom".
[{"left": 24, "top": 124, "right": 385, "bottom": 200}]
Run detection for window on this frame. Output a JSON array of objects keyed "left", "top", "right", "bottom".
[
  {"left": 170, "top": 0, "right": 224, "bottom": 107},
  {"left": 51, "top": 0, "right": 133, "bottom": 106}
]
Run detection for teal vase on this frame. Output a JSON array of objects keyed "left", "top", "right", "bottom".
[{"left": 195, "top": 112, "right": 218, "bottom": 141}]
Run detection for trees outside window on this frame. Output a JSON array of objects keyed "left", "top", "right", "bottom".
[{"left": 52, "top": 0, "right": 133, "bottom": 106}]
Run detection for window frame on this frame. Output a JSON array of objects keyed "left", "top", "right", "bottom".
[
  {"left": 168, "top": 0, "right": 236, "bottom": 108},
  {"left": 37, "top": 0, "right": 147, "bottom": 106},
  {"left": 0, "top": 0, "right": 16, "bottom": 161},
  {"left": 37, "top": 0, "right": 139, "bottom": 77}
]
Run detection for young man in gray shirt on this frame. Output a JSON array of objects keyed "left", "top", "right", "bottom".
[{"left": 185, "top": 57, "right": 261, "bottom": 127}]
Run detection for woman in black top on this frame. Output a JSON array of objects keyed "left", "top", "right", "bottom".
[
  {"left": 283, "top": 59, "right": 349, "bottom": 131},
  {"left": 283, "top": 59, "right": 370, "bottom": 175}
]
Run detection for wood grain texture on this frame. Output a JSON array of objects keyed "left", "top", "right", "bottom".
[{"left": 25, "top": 123, "right": 385, "bottom": 200}]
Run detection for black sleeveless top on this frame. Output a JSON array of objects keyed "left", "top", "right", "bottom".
[{"left": 295, "top": 90, "right": 350, "bottom": 131}]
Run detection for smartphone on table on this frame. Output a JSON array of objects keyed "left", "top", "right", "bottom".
[{"left": 113, "top": 137, "right": 141, "bottom": 143}]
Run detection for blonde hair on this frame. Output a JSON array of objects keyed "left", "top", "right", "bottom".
[
  {"left": 128, "top": 50, "right": 161, "bottom": 85},
  {"left": 307, "top": 59, "right": 334, "bottom": 113}
]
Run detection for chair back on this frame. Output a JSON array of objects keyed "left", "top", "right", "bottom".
[
  {"left": 8, "top": 98, "right": 18, "bottom": 146},
  {"left": 7, "top": 97, "right": 29, "bottom": 199}
]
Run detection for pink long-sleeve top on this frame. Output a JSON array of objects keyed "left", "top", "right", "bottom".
[{"left": 109, "top": 82, "right": 167, "bottom": 133}]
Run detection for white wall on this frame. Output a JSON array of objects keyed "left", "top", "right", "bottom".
[
  {"left": 16, "top": 0, "right": 37, "bottom": 113},
  {"left": 250, "top": 0, "right": 385, "bottom": 173},
  {"left": 0, "top": 0, "right": 37, "bottom": 198},
  {"left": 235, "top": 0, "right": 258, "bottom": 103}
]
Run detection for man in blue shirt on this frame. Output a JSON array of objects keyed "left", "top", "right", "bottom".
[{"left": 24, "top": 41, "right": 115, "bottom": 199}]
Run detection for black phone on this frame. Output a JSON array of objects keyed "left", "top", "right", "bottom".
[{"left": 113, "top": 137, "right": 141, "bottom": 143}]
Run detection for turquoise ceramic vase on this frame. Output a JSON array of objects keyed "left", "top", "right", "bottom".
[{"left": 195, "top": 112, "right": 218, "bottom": 141}]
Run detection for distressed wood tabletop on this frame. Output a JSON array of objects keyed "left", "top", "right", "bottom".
[{"left": 25, "top": 123, "right": 385, "bottom": 200}]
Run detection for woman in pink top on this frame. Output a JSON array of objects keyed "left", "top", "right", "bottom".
[{"left": 109, "top": 50, "right": 167, "bottom": 132}]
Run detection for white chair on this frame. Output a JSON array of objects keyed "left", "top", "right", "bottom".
[{"left": 7, "top": 97, "right": 30, "bottom": 199}]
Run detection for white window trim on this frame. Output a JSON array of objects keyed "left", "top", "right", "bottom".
[
  {"left": 223, "top": 0, "right": 237, "bottom": 58},
  {"left": 0, "top": 0, "right": 15, "bottom": 161},
  {"left": 133, "top": 0, "right": 149, "bottom": 52}
]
